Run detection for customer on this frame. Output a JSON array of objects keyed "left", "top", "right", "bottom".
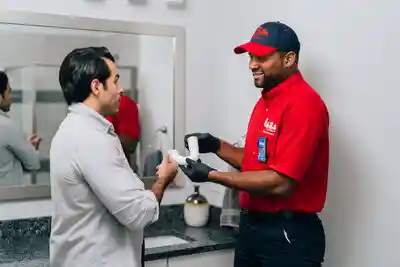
[
  {"left": 49, "top": 46, "right": 178, "bottom": 267},
  {"left": 0, "top": 71, "right": 41, "bottom": 186},
  {"left": 181, "top": 22, "right": 329, "bottom": 267}
]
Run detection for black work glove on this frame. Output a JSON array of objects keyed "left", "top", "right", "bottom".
[
  {"left": 179, "top": 158, "right": 216, "bottom": 183},
  {"left": 184, "top": 133, "right": 221, "bottom": 154}
]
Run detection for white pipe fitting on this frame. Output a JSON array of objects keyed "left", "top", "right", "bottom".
[{"left": 168, "top": 136, "right": 199, "bottom": 165}]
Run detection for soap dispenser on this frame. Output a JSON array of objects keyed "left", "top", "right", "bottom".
[{"left": 184, "top": 184, "right": 210, "bottom": 227}]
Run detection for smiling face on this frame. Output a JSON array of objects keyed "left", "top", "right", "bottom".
[{"left": 249, "top": 51, "right": 297, "bottom": 91}]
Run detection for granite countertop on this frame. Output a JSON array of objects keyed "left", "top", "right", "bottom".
[{"left": 0, "top": 205, "right": 238, "bottom": 266}]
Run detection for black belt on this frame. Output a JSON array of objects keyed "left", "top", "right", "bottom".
[{"left": 241, "top": 208, "right": 316, "bottom": 220}]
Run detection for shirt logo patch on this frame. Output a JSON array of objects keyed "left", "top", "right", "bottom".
[{"left": 263, "top": 118, "right": 277, "bottom": 136}]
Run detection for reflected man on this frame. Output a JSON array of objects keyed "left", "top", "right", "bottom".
[{"left": 0, "top": 71, "right": 41, "bottom": 186}]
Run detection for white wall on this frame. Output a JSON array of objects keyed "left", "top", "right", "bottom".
[{"left": 0, "top": 0, "right": 399, "bottom": 266}]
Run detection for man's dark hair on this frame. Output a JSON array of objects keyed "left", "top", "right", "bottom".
[
  {"left": 0, "top": 71, "right": 9, "bottom": 97},
  {"left": 59, "top": 46, "right": 115, "bottom": 105}
]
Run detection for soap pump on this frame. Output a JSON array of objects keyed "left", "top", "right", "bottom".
[{"left": 183, "top": 184, "right": 210, "bottom": 227}]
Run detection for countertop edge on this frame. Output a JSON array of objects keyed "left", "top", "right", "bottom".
[{"left": 144, "top": 241, "right": 236, "bottom": 261}]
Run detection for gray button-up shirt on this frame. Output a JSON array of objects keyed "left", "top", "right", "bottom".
[
  {"left": 0, "top": 110, "right": 40, "bottom": 186},
  {"left": 49, "top": 103, "right": 159, "bottom": 267}
]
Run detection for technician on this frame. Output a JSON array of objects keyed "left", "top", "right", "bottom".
[{"left": 181, "top": 22, "right": 330, "bottom": 267}]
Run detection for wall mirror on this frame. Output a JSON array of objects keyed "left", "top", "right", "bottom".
[{"left": 0, "top": 11, "right": 185, "bottom": 201}]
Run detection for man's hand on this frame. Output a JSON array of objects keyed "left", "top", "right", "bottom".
[
  {"left": 156, "top": 153, "right": 178, "bottom": 185},
  {"left": 152, "top": 153, "right": 178, "bottom": 203},
  {"left": 179, "top": 158, "right": 216, "bottom": 183},
  {"left": 28, "top": 134, "right": 42, "bottom": 150},
  {"left": 184, "top": 133, "right": 220, "bottom": 153}
]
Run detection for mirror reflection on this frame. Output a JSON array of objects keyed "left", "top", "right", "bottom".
[{"left": 0, "top": 24, "right": 175, "bottom": 188}]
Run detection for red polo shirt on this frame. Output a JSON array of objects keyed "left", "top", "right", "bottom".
[
  {"left": 240, "top": 72, "right": 330, "bottom": 213},
  {"left": 106, "top": 94, "right": 140, "bottom": 140}
]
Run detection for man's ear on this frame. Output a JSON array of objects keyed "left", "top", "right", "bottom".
[
  {"left": 283, "top": 52, "right": 297, "bottom": 68},
  {"left": 90, "top": 79, "right": 101, "bottom": 96}
]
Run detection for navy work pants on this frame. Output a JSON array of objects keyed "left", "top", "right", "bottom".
[{"left": 234, "top": 210, "right": 326, "bottom": 267}]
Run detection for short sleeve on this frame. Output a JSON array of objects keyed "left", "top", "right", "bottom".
[{"left": 267, "top": 101, "right": 329, "bottom": 181}]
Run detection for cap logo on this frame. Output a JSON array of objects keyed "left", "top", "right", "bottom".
[{"left": 252, "top": 26, "right": 269, "bottom": 39}]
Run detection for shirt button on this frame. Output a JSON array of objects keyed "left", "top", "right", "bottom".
[{"left": 252, "top": 152, "right": 255, "bottom": 155}]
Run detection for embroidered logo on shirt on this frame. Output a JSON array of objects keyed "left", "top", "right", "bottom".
[{"left": 263, "top": 118, "right": 277, "bottom": 136}]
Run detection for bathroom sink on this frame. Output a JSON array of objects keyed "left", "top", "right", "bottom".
[{"left": 145, "top": 235, "right": 189, "bottom": 249}]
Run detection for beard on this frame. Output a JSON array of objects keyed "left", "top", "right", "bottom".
[{"left": 253, "top": 71, "right": 287, "bottom": 92}]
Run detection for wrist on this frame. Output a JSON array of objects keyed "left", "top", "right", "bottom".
[
  {"left": 153, "top": 178, "right": 168, "bottom": 191},
  {"left": 152, "top": 179, "right": 168, "bottom": 203},
  {"left": 208, "top": 170, "right": 219, "bottom": 181}
]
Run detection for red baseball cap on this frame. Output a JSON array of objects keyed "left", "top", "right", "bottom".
[{"left": 234, "top": 21, "right": 300, "bottom": 57}]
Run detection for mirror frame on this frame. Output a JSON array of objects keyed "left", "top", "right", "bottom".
[{"left": 0, "top": 10, "right": 186, "bottom": 201}]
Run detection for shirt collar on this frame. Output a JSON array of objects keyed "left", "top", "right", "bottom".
[
  {"left": 68, "top": 103, "right": 115, "bottom": 134},
  {"left": 262, "top": 71, "right": 303, "bottom": 99}
]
